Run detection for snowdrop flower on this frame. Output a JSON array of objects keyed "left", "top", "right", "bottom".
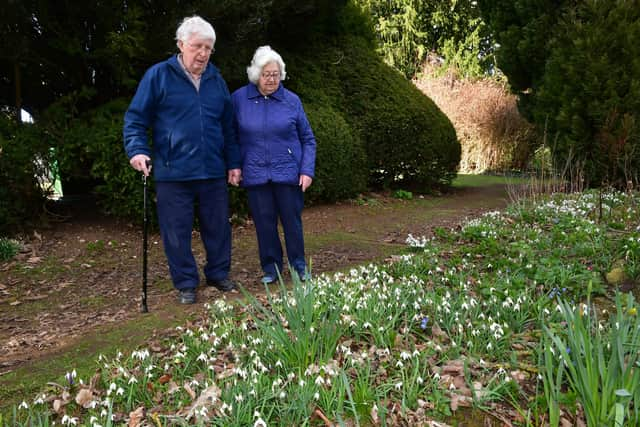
[
  {"left": 128, "top": 376, "right": 138, "bottom": 385},
  {"left": 61, "top": 415, "right": 78, "bottom": 425},
  {"left": 394, "top": 382, "right": 403, "bottom": 390},
  {"left": 254, "top": 419, "right": 267, "bottom": 427},
  {"left": 18, "top": 401, "right": 28, "bottom": 409},
  {"left": 314, "top": 392, "right": 320, "bottom": 400},
  {"left": 116, "top": 387, "right": 125, "bottom": 396}
]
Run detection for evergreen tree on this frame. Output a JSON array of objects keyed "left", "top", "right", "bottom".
[
  {"left": 480, "top": 0, "right": 640, "bottom": 187},
  {"left": 356, "top": 0, "right": 494, "bottom": 78}
]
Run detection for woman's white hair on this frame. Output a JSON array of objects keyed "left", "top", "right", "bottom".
[
  {"left": 175, "top": 16, "right": 216, "bottom": 47},
  {"left": 246, "top": 46, "right": 287, "bottom": 84}
]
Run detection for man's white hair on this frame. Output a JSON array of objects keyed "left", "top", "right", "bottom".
[
  {"left": 247, "top": 45, "right": 287, "bottom": 84},
  {"left": 175, "top": 16, "right": 216, "bottom": 47}
]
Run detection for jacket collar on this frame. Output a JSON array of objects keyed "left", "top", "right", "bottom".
[{"left": 247, "top": 82, "right": 284, "bottom": 101}]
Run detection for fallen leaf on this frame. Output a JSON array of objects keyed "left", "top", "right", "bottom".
[
  {"left": 53, "top": 399, "right": 64, "bottom": 414},
  {"left": 75, "top": 388, "right": 94, "bottom": 408},
  {"left": 10, "top": 300, "right": 21, "bottom": 306},
  {"left": 183, "top": 383, "right": 196, "bottom": 400},
  {"left": 560, "top": 417, "right": 573, "bottom": 427},
  {"left": 167, "top": 381, "right": 180, "bottom": 394},
  {"left": 186, "top": 383, "right": 222, "bottom": 419},
  {"left": 27, "top": 257, "right": 42, "bottom": 264},
  {"left": 158, "top": 374, "right": 172, "bottom": 384},
  {"left": 128, "top": 406, "right": 145, "bottom": 427},
  {"left": 370, "top": 403, "right": 379, "bottom": 425}
]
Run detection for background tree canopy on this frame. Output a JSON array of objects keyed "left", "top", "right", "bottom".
[
  {"left": 478, "top": 0, "right": 640, "bottom": 187},
  {"left": 0, "top": 0, "right": 460, "bottom": 235}
]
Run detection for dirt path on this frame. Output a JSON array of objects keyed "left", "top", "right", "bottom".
[{"left": 0, "top": 183, "right": 510, "bottom": 376}]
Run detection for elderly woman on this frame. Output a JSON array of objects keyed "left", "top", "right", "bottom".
[
  {"left": 124, "top": 16, "right": 241, "bottom": 304},
  {"left": 231, "top": 46, "right": 316, "bottom": 284}
]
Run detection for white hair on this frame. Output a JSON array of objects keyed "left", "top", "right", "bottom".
[
  {"left": 246, "top": 45, "right": 287, "bottom": 84},
  {"left": 175, "top": 16, "right": 216, "bottom": 47}
]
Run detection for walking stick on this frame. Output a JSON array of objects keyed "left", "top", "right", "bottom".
[{"left": 141, "top": 163, "right": 150, "bottom": 313}]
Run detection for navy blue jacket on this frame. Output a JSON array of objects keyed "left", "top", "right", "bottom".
[
  {"left": 231, "top": 83, "right": 316, "bottom": 187},
  {"left": 123, "top": 55, "right": 240, "bottom": 181}
]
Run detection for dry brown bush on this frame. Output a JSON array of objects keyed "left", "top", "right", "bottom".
[{"left": 413, "top": 63, "right": 536, "bottom": 173}]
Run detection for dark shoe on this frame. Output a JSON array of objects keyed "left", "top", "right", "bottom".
[
  {"left": 179, "top": 288, "right": 196, "bottom": 304},
  {"left": 206, "top": 278, "right": 237, "bottom": 292},
  {"left": 261, "top": 274, "right": 276, "bottom": 285}
]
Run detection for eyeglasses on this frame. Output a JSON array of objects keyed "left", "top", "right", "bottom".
[
  {"left": 261, "top": 72, "right": 281, "bottom": 80},
  {"left": 186, "top": 42, "right": 214, "bottom": 54}
]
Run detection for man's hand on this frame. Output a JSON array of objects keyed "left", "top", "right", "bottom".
[
  {"left": 130, "top": 154, "right": 152, "bottom": 176},
  {"left": 299, "top": 174, "right": 313, "bottom": 192},
  {"left": 228, "top": 168, "right": 242, "bottom": 186}
]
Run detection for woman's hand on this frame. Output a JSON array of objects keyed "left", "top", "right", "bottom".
[
  {"left": 228, "top": 168, "right": 242, "bottom": 186},
  {"left": 299, "top": 174, "right": 313, "bottom": 192}
]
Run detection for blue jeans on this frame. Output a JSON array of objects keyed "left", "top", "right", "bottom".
[
  {"left": 155, "top": 179, "right": 231, "bottom": 290},
  {"left": 247, "top": 183, "right": 306, "bottom": 277}
]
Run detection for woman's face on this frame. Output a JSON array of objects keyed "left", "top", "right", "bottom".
[{"left": 257, "top": 62, "right": 281, "bottom": 96}]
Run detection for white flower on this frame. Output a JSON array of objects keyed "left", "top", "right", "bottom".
[
  {"left": 116, "top": 387, "right": 125, "bottom": 396},
  {"left": 254, "top": 419, "right": 267, "bottom": 427},
  {"left": 61, "top": 415, "right": 78, "bottom": 425},
  {"left": 394, "top": 382, "right": 403, "bottom": 390},
  {"left": 18, "top": 401, "right": 28, "bottom": 409}
]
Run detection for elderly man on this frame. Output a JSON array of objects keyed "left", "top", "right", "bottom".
[{"left": 124, "top": 15, "right": 241, "bottom": 304}]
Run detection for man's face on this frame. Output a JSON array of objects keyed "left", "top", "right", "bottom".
[{"left": 178, "top": 36, "right": 214, "bottom": 76}]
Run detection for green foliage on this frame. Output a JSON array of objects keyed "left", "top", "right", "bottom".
[
  {"left": 0, "top": 114, "right": 53, "bottom": 236},
  {"left": 304, "top": 103, "right": 368, "bottom": 203},
  {"left": 328, "top": 36, "right": 460, "bottom": 190},
  {"left": 535, "top": 0, "right": 640, "bottom": 187},
  {"left": 3, "top": 1, "right": 461, "bottom": 226},
  {"left": 356, "top": 0, "right": 494, "bottom": 78},
  {"left": 479, "top": 0, "right": 640, "bottom": 188},
  {"left": 393, "top": 189, "right": 413, "bottom": 200},
  {"left": 543, "top": 291, "right": 640, "bottom": 427},
  {"left": 0, "top": 237, "right": 20, "bottom": 261}
]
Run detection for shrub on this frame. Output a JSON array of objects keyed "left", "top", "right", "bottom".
[
  {"left": 48, "top": 99, "right": 250, "bottom": 223},
  {"left": 304, "top": 103, "right": 368, "bottom": 203},
  {"left": 0, "top": 237, "right": 20, "bottom": 261},
  {"left": 286, "top": 36, "right": 460, "bottom": 192},
  {"left": 414, "top": 65, "right": 536, "bottom": 173},
  {"left": 335, "top": 36, "right": 460, "bottom": 190},
  {"left": 535, "top": 1, "right": 640, "bottom": 188},
  {"left": 0, "top": 114, "right": 54, "bottom": 236}
]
